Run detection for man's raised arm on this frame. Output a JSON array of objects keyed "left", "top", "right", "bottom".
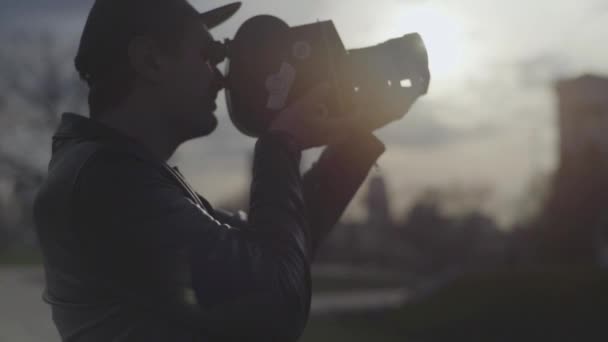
[{"left": 302, "top": 132, "right": 385, "bottom": 255}]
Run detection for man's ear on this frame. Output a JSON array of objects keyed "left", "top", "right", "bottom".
[{"left": 128, "top": 36, "right": 164, "bottom": 83}]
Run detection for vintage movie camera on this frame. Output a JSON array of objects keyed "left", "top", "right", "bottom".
[{"left": 207, "top": 15, "right": 431, "bottom": 137}]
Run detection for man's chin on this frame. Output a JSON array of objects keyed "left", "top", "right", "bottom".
[{"left": 197, "top": 114, "right": 218, "bottom": 137}]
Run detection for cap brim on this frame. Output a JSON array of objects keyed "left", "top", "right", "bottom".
[{"left": 200, "top": 2, "right": 242, "bottom": 29}]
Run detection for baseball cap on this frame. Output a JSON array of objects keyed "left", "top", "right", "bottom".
[{"left": 75, "top": 0, "right": 241, "bottom": 87}]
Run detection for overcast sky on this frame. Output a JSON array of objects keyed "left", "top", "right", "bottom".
[{"left": 1, "top": 0, "right": 607, "bottom": 225}]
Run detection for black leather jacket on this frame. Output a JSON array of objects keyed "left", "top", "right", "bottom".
[{"left": 33, "top": 113, "right": 385, "bottom": 341}]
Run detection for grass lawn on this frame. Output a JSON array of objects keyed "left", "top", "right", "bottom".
[
  {"left": 302, "top": 266, "right": 608, "bottom": 342},
  {"left": 301, "top": 311, "right": 407, "bottom": 342},
  {"left": 311, "top": 273, "right": 408, "bottom": 293},
  {"left": 0, "top": 249, "right": 43, "bottom": 266},
  {"left": 4, "top": 250, "right": 605, "bottom": 341}
]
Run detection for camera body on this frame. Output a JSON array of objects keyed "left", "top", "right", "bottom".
[{"left": 210, "top": 15, "right": 430, "bottom": 137}]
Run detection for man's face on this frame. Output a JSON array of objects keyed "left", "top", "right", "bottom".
[{"left": 158, "top": 19, "right": 222, "bottom": 139}]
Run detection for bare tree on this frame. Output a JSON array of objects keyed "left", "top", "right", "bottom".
[
  {"left": 0, "top": 30, "right": 86, "bottom": 129},
  {"left": 0, "top": 30, "right": 86, "bottom": 251}
]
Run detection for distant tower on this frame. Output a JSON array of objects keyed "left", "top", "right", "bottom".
[
  {"left": 365, "top": 174, "right": 392, "bottom": 227},
  {"left": 540, "top": 75, "right": 608, "bottom": 263},
  {"left": 556, "top": 75, "right": 608, "bottom": 164}
]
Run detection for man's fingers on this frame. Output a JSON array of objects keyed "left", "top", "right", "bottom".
[
  {"left": 308, "top": 114, "right": 363, "bottom": 145},
  {"left": 290, "top": 82, "right": 330, "bottom": 111}
]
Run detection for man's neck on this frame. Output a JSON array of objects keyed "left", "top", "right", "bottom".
[{"left": 96, "top": 108, "right": 182, "bottom": 162}]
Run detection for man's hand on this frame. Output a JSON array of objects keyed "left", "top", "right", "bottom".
[
  {"left": 269, "top": 76, "right": 426, "bottom": 149},
  {"left": 268, "top": 82, "right": 359, "bottom": 149}
]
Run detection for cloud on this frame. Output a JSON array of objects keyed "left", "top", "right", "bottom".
[
  {"left": 375, "top": 100, "right": 500, "bottom": 148},
  {"left": 517, "top": 54, "right": 573, "bottom": 88},
  {"left": 0, "top": 0, "right": 92, "bottom": 33},
  {"left": 0, "top": 0, "right": 89, "bottom": 13}
]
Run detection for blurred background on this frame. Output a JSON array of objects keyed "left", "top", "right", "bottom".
[{"left": 1, "top": 0, "right": 608, "bottom": 341}]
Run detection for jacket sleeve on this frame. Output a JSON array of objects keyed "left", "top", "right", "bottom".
[
  {"left": 302, "top": 132, "right": 385, "bottom": 256},
  {"left": 207, "top": 132, "right": 386, "bottom": 259},
  {"left": 189, "top": 132, "right": 312, "bottom": 341},
  {"left": 74, "top": 133, "right": 311, "bottom": 342}
]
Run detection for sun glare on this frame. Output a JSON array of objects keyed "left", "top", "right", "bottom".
[{"left": 397, "top": 5, "right": 467, "bottom": 81}]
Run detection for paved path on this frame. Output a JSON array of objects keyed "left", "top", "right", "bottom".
[
  {"left": 0, "top": 267, "right": 59, "bottom": 342},
  {"left": 0, "top": 266, "right": 408, "bottom": 342},
  {"left": 311, "top": 288, "right": 409, "bottom": 315}
]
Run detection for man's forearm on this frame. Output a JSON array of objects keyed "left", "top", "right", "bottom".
[
  {"left": 245, "top": 131, "right": 311, "bottom": 340},
  {"left": 249, "top": 131, "right": 310, "bottom": 256},
  {"left": 303, "top": 132, "right": 385, "bottom": 255}
]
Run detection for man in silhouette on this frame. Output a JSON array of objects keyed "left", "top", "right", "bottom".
[{"left": 33, "top": 0, "right": 422, "bottom": 341}]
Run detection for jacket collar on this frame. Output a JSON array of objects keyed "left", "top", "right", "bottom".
[{"left": 53, "top": 113, "right": 162, "bottom": 164}]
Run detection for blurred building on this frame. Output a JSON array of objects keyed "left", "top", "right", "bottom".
[
  {"left": 315, "top": 173, "right": 403, "bottom": 265},
  {"left": 556, "top": 75, "right": 608, "bottom": 162},
  {"left": 539, "top": 75, "right": 608, "bottom": 264},
  {"left": 349, "top": 173, "right": 396, "bottom": 261},
  {"left": 365, "top": 174, "right": 392, "bottom": 227}
]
